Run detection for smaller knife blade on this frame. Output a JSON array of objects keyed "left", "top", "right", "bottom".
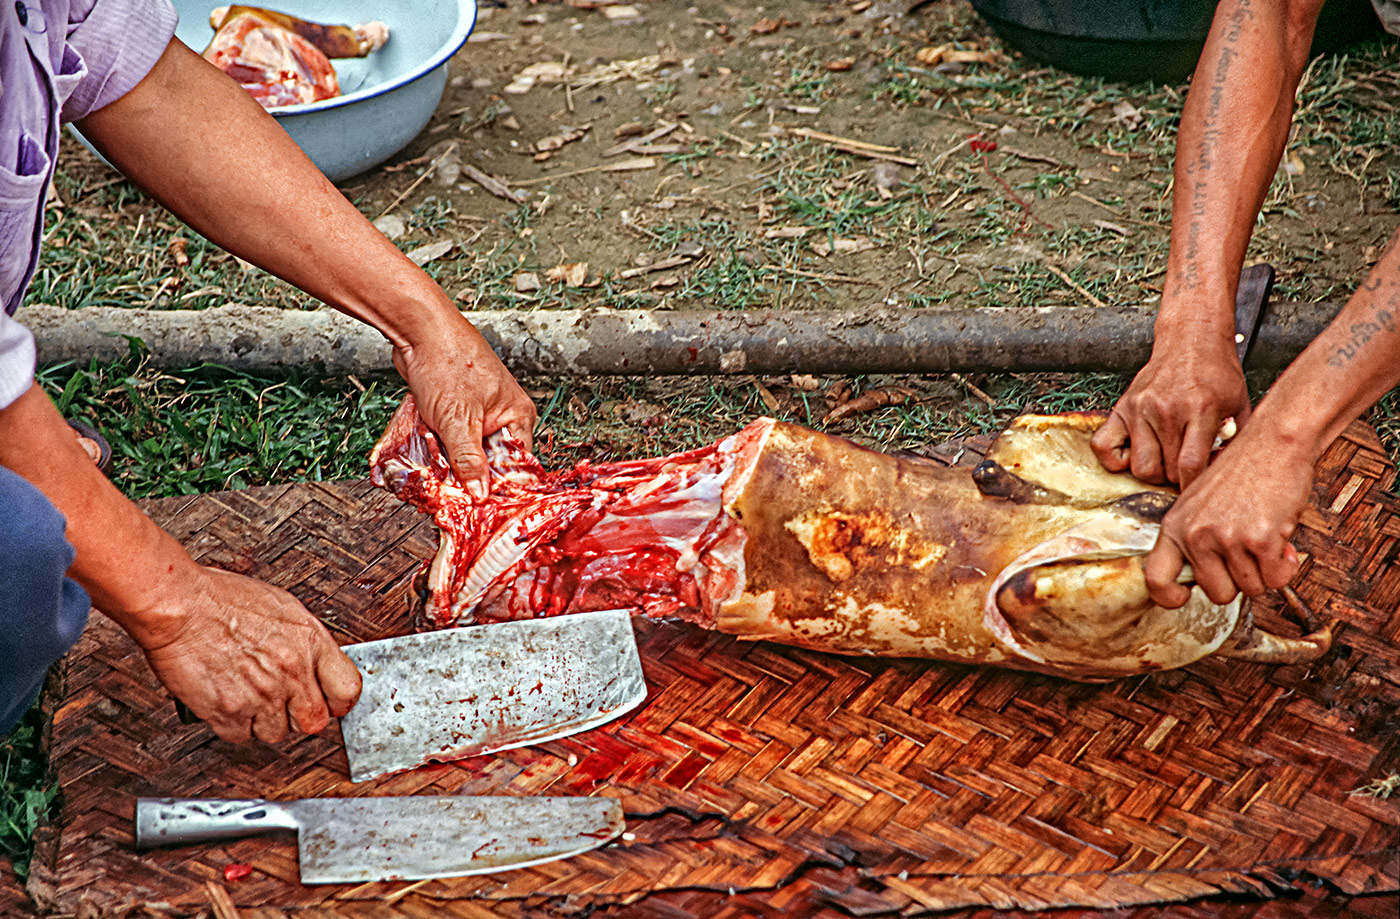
[{"left": 135, "top": 796, "right": 625, "bottom": 884}]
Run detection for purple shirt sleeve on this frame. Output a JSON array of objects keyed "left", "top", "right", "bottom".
[
  {"left": 0, "top": 0, "right": 178, "bottom": 410},
  {"left": 0, "top": 313, "right": 36, "bottom": 408},
  {"left": 62, "top": 0, "right": 180, "bottom": 122}
]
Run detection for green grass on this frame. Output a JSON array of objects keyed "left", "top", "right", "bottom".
[
  {"left": 40, "top": 358, "right": 404, "bottom": 498},
  {"left": 1376, "top": 388, "right": 1400, "bottom": 468},
  {"left": 1, "top": 709, "right": 52, "bottom": 881}
]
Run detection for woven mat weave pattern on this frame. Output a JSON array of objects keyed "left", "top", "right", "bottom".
[{"left": 21, "top": 423, "right": 1400, "bottom": 917}]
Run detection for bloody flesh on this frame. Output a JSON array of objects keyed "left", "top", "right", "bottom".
[
  {"left": 202, "top": 7, "right": 389, "bottom": 110},
  {"left": 203, "top": 10, "right": 341, "bottom": 108},
  {"left": 371, "top": 396, "right": 765, "bottom": 630}
]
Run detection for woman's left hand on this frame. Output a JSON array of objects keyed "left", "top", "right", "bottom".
[{"left": 391, "top": 317, "right": 537, "bottom": 492}]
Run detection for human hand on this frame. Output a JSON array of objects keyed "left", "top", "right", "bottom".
[
  {"left": 140, "top": 566, "right": 361, "bottom": 743},
  {"left": 1092, "top": 341, "right": 1250, "bottom": 487},
  {"left": 391, "top": 317, "right": 537, "bottom": 492},
  {"left": 1142, "top": 430, "right": 1309, "bottom": 608}
]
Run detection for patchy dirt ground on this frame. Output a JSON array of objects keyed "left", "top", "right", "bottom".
[{"left": 48, "top": 0, "right": 1400, "bottom": 319}]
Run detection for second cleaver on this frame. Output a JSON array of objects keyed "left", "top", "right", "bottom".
[
  {"left": 340, "top": 608, "right": 647, "bottom": 782},
  {"left": 136, "top": 795, "right": 625, "bottom": 883}
]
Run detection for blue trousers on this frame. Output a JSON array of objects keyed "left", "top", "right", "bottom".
[{"left": 0, "top": 467, "right": 90, "bottom": 734}]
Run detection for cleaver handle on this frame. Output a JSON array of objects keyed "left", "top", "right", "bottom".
[{"left": 135, "top": 798, "right": 300, "bottom": 850}]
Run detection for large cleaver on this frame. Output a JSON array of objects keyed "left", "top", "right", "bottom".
[
  {"left": 135, "top": 795, "right": 625, "bottom": 884},
  {"left": 340, "top": 608, "right": 647, "bottom": 782}
]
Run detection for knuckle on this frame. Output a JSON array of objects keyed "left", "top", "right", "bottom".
[
  {"left": 272, "top": 647, "right": 309, "bottom": 679},
  {"left": 1132, "top": 460, "right": 1163, "bottom": 483},
  {"left": 293, "top": 708, "right": 330, "bottom": 735}
]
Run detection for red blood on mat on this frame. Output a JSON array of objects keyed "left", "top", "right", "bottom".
[{"left": 223, "top": 863, "right": 253, "bottom": 883}]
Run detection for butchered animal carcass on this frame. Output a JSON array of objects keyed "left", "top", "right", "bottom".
[
  {"left": 202, "top": 6, "right": 388, "bottom": 109},
  {"left": 370, "top": 400, "right": 1329, "bottom": 682}
]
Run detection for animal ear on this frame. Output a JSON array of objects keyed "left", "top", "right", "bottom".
[
  {"left": 977, "top": 413, "right": 1176, "bottom": 508},
  {"left": 983, "top": 515, "right": 1242, "bottom": 680}
]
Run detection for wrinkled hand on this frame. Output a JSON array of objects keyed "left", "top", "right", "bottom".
[
  {"left": 392, "top": 317, "right": 537, "bottom": 491},
  {"left": 141, "top": 566, "right": 362, "bottom": 743},
  {"left": 1092, "top": 341, "right": 1250, "bottom": 487},
  {"left": 1143, "top": 432, "right": 1309, "bottom": 608}
]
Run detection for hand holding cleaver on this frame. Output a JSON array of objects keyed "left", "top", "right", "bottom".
[{"left": 174, "top": 608, "right": 648, "bottom": 782}]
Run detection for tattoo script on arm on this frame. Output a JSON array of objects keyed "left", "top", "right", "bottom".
[
  {"left": 1329, "top": 276, "right": 1399, "bottom": 368},
  {"left": 1180, "top": 0, "right": 1254, "bottom": 292}
]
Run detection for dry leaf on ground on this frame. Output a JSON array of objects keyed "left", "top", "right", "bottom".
[
  {"left": 601, "top": 4, "right": 643, "bottom": 21},
  {"left": 547, "top": 262, "right": 590, "bottom": 286},
  {"left": 168, "top": 237, "right": 190, "bottom": 268},
  {"left": 504, "top": 60, "right": 570, "bottom": 94},
  {"left": 461, "top": 164, "right": 525, "bottom": 204},
  {"left": 915, "top": 44, "right": 1000, "bottom": 67},
  {"left": 750, "top": 17, "right": 796, "bottom": 34},
  {"left": 535, "top": 125, "right": 591, "bottom": 153},
  {"left": 824, "top": 385, "right": 916, "bottom": 423},
  {"left": 811, "top": 235, "right": 878, "bottom": 257},
  {"left": 1112, "top": 101, "right": 1143, "bottom": 130},
  {"left": 406, "top": 239, "right": 455, "bottom": 267}
]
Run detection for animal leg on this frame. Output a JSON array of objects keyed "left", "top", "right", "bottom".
[{"left": 1217, "top": 588, "right": 1333, "bottom": 664}]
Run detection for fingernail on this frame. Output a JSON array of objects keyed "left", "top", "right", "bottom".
[{"left": 465, "top": 478, "right": 487, "bottom": 501}]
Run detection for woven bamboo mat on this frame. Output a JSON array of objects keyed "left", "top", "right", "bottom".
[{"left": 20, "top": 422, "right": 1400, "bottom": 918}]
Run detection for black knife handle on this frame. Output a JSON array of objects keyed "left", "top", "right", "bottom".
[{"left": 1234, "top": 262, "right": 1275, "bottom": 366}]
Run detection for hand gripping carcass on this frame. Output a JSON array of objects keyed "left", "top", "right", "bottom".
[{"left": 370, "top": 401, "right": 1330, "bottom": 682}]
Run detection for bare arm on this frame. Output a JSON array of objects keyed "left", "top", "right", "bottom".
[
  {"left": 1093, "top": 0, "right": 1325, "bottom": 486},
  {"left": 74, "top": 38, "right": 535, "bottom": 487},
  {"left": 1145, "top": 232, "right": 1400, "bottom": 606},
  {"left": 17, "top": 37, "right": 534, "bottom": 740},
  {"left": 0, "top": 384, "right": 361, "bottom": 742}
]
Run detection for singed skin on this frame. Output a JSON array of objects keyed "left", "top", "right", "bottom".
[
  {"left": 717, "top": 415, "right": 1327, "bottom": 680},
  {"left": 721, "top": 423, "right": 1100, "bottom": 662}
]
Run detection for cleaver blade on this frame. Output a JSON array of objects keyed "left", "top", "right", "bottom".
[
  {"left": 136, "top": 795, "right": 625, "bottom": 884},
  {"left": 340, "top": 608, "right": 647, "bottom": 782}
]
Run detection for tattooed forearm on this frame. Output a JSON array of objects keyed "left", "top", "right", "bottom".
[
  {"left": 1179, "top": 0, "right": 1255, "bottom": 290},
  {"left": 1328, "top": 280, "right": 1399, "bottom": 368}
]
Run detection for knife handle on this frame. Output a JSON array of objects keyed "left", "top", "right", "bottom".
[{"left": 135, "top": 798, "right": 299, "bottom": 850}]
